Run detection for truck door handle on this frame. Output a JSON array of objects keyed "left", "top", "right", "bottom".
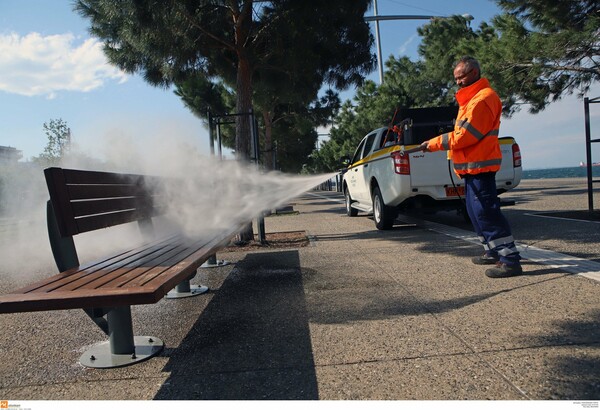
[{"left": 364, "top": 163, "right": 368, "bottom": 168}]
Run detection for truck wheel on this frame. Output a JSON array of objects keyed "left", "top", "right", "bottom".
[
  {"left": 345, "top": 190, "right": 358, "bottom": 216},
  {"left": 372, "top": 187, "right": 395, "bottom": 230}
]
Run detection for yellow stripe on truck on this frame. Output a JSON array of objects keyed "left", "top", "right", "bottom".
[{"left": 349, "top": 145, "right": 419, "bottom": 168}]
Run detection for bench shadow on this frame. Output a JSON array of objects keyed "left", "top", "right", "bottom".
[{"left": 154, "top": 250, "right": 318, "bottom": 400}]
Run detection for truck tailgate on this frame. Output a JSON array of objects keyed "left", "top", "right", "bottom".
[
  {"left": 408, "top": 150, "right": 459, "bottom": 188},
  {"left": 409, "top": 140, "right": 516, "bottom": 189},
  {"left": 496, "top": 140, "right": 516, "bottom": 182}
]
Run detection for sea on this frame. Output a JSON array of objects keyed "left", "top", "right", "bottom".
[{"left": 522, "top": 166, "right": 600, "bottom": 179}]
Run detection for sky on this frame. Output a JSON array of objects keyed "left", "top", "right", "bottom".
[{"left": 0, "top": 0, "right": 599, "bottom": 170}]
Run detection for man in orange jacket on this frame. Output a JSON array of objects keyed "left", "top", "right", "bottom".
[{"left": 420, "top": 56, "right": 522, "bottom": 278}]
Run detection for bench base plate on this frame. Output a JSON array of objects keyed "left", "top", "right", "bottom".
[
  {"left": 166, "top": 285, "right": 209, "bottom": 299},
  {"left": 79, "top": 336, "right": 164, "bottom": 369},
  {"left": 201, "top": 259, "right": 232, "bottom": 268}
]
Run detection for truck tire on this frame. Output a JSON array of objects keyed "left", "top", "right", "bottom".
[
  {"left": 345, "top": 189, "right": 358, "bottom": 217},
  {"left": 372, "top": 186, "right": 395, "bottom": 230}
]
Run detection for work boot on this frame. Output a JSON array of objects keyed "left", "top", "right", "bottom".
[
  {"left": 471, "top": 253, "right": 499, "bottom": 265},
  {"left": 485, "top": 262, "right": 523, "bottom": 278}
]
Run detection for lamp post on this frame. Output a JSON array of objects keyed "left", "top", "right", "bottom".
[
  {"left": 367, "top": 0, "right": 473, "bottom": 84},
  {"left": 371, "top": 0, "right": 384, "bottom": 85}
]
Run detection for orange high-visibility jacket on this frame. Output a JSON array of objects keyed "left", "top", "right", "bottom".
[{"left": 427, "top": 78, "right": 502, "bottom": 176}]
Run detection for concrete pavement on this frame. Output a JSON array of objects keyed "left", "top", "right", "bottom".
[{"left": 0, "top": 178, "right": 599, "bottom": 400}]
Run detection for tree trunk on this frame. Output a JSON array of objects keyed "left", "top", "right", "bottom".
[
  {"left": 234, "top": 1, "right": 255, "bottom": 242},
  {"left": 235, "top": 56, "right": 252, "bottom": 161},
  {"left": 235, "top": 57, "right": 256, "bottom": 242},
  {"left": 263, "top": 110, "right": 274, "bottom": 170}
]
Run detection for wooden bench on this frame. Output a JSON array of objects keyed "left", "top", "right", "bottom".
[{"left": 0, "top": 167, "right": 239, "bottom": 368}]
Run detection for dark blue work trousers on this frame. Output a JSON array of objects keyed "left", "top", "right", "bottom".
[{"left": 463, "top": 172, "right": 521, "bottom": 265}]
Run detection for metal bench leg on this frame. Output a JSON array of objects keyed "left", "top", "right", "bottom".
[
  {"left": 166, "top": 271, "right": 209, "bottom": 299},
  {"left": 201, "top": 253, "right": 231, "bottom": 268},
  {"left": 168, "top": 253, "right": 233, "bottom": 299},
  {"left": 79, "top": 306, "right": 164, "bottom": 369}
]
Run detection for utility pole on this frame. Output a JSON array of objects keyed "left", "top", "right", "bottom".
[
  {"left": 367, "top": 2, "right": 473, "bottom": 84},
  {"left": 373, "top": 0, "right": 383, "bottom": 84}
]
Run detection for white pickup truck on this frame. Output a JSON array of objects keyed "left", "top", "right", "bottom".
[{"left": 342, "top": 106, "right": 522, "bottom": 230}]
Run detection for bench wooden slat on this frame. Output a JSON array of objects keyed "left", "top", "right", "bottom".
[
  {"left": 70, "top": 197, "right": 166, "bottom": 219},
  {"left": 53, "top": 243, "right": 182, "bottom": 292},
  {"left": 0, "top": 233, "right": 226, "bottom": 314},
  {"left": 119, "top": 238, "right": 214, "bottom": 288},
  {"left": 32, "top": 237, "right": 183, "bottom": 293},
  {"left": 44, "top": 167, "right": 163, "bottom": 237},
  {"left": 75, "top": 239, "right": 195, "bottom": 290},
  {"left": 66, "top": 184, "right": 149, "bottom": 200},
  {"left": 62, "top": 168, "right": 145, "bottom": 185},
  {"left": 61, "top": 168, "right": 164, "bottom": 189},
  {"left": 0, "top": 288, "right": 163, "bottom": 314},
  {"left": 0, "top": 228, "right": 233, "bottom": 313},
  {"left": 75, "top": 209, "right": 156, "bottom": 234},
  {"left": 60, "top": 236, "right": 212, "bottom": 292},
  {"left": 17, "top": 235, "right": 180, "bottom": 294},
  {"left": 71, "top": 197, "right": 146, "bottom": 217},
  {"left": 130, "top": 247, "right": 212, "bottom": 291}
]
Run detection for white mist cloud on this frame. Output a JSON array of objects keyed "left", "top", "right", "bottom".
[
  {"left": 79, "top": 133, "right": 337, "bottom": 238},
  {"left": 0, "top": 32, "right": 127, "bottom": 98},
  {"left": 0, "top": 136, "right": 336, "bottom": 278}
]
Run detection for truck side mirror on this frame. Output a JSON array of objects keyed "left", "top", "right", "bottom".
[{"left": 340, "top": 155, "right": 350, "bottom": 166}]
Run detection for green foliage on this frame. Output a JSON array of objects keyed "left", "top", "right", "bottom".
[
  {"left": 33, "top": 119, "right": 71, "bottom": 167},
  {"left": 265, "top": 90, "right": 341, "bottom": 171},
  {"left": 174, "top": 76, "right": 237, "bottom": 150},
  {"left": 272, "top": 116, "right": 318, "bottom": 173},
  {"left": 75, "top": 0, "right": 376, "bottom": 165},
  {"left": 309, "top": 3, "right": 599, "bottom": 172},
  {"left": 497, "top": 0, "right": 598, "bottom": 32},
  {"left": 76, "top": 0, "right": 598, "bottom": 175},
  {"left": 307, "top": 53, "right": 463, "bottom": 172},
  {"left": 417, "top": 15, "right": 478, "bottom": 82},
  {"left": 486, "top": 0, "right": 600, "bottom": 114},
  {"left": 413, "top": 1, "right": 599, "bottom": 115},
  {"left": 174, "top": 74, "right": 341, "bottom": 171}
]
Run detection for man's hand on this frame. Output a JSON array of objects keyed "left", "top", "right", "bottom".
[{"left": 419, "top": 141, "right": 431, "bottom": 152}]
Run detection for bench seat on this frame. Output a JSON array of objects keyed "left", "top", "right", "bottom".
[{"left": 0, "top": 232, "right": 232, "bottom": 314}]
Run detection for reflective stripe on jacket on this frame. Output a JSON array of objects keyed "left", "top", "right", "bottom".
[{"left": 427, "top": 78, "right": 502, "bottom": 176}]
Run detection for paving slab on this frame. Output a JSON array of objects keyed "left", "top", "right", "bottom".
[
  {"left": 315, "top": 356, "right": 524, "bottom": 400},
  {"left": 0, "top": 178, "right": 599, "bottom": 401}
]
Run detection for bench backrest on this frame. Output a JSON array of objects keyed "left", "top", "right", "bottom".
[
  {"left": 44, "top": 167, "right": 169, "bottom": 272},
  {"left": 44, "top": 167, "right": 165, "bottom": 237}
]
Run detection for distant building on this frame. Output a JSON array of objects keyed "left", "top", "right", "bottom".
[{"left": 0, "top": 146, "right": 23, "bottom": 163}]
